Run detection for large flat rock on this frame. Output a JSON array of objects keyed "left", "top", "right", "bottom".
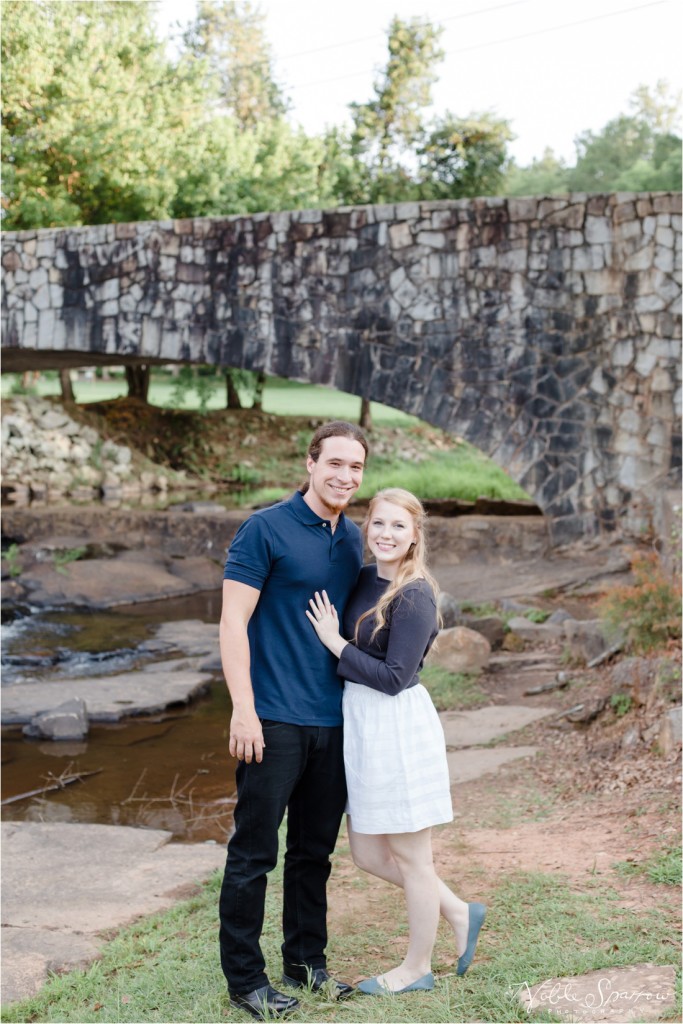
[
  {"left": 1, "top": 821, "right": 226, "bottom": 1006},
  {"left": 1, "top": 666, "right": 213, "bottom": 724},
  {"left": 4, "top": 551, "right": 223, "bottom": 610},
  {"left": 440, "top": 704, "right": 553, "bottom": 747},
  {"left": 447, "top": 746, "right": 539, "bottom": 783}
]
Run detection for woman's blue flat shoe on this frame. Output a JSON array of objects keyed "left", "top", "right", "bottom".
[
  {"left": 357, "top": 972, "right": 434, "bottom": 995},
  {"left": 457, "top": 902, "right": 486, "bottom": 976}
]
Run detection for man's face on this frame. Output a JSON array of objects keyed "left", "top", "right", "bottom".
[{"left": 305, "top": 436, "right": 366, "bottom": 517}]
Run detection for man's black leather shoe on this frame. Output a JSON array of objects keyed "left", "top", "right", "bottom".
[
  {"left": 282, "top": 964, "right": 355, "bottom": 1000},
  {"left": 229, "top": 984, "right": 300, "bottom": 1020}
]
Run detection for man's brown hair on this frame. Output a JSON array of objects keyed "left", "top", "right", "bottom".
[{"left": 300, "top": 420, "right": 369, "bottom": 493}]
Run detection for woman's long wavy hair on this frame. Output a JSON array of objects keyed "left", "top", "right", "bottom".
[{"left": 354, "top": 488, "right": 441, "bottom": 644}]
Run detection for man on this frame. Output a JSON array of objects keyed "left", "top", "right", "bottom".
[{"left": 219, "top": 420, "right": 368, "bottom": 1020}]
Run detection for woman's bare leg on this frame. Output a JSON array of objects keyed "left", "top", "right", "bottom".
[
  {"left": 366, "top": 827, "right": 439, "bottom": 990},
  {"left": 348, "top": 818, "right": 470, "bottom": 956}
]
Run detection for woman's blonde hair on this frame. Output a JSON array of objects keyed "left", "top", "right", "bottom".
[{"left": 355, "top": 488, "right": 441, "bottom": 643}]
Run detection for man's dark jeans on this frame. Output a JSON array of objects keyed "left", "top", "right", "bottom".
[{"left": 219, "top": 720, "right": 347, "bottom": 995}]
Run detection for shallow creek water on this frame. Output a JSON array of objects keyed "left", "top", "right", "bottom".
[{"left": 1, "top": 590, "right": 237, "bottom": 844}]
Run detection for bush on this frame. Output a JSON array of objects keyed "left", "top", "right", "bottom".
[{"left": 598, "top": 551, "right": 681, "bottom": 653}]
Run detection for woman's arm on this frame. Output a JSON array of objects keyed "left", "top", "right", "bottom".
[{"left": 338, "top": 585, "right": 436, "bottom": 696}]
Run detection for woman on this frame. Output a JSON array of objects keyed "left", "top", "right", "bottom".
[{"left": 306, "top": 487, "right": 486, "bottom": 995}]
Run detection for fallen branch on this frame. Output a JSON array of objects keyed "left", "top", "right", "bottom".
[
  {"left": 524, "top": 677, "right": 571, "bottom": 696},
  {"left": 1, "top": 769, "right": 102, "bottom": 806},
  {"left": 587, "top": 641, "right": 623, "bottom": 668}
]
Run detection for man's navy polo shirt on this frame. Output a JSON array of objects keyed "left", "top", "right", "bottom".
[{"left": 223, "top": 490, "right": 363, "bottom": 726}]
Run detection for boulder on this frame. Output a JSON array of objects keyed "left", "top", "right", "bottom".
[
  {"left": 462, "top": 614, "right": 506, "bottom": 650},
  {"left": 546, "top": 607, "right": 573, "bottom": 625},
  {"left": 428, "top": 626, "right": 490, "bottom": 674},
  {"left": 23, "top": 698, "right": 89, "bottom": 741},
  {"left": 437, "top": 592, "right": 461, "bottom": 628},
  {"left": 563, "top": 618, "right": 614, "bottom": 664},
  {"left": 610, "top": 657, "right": 658, "bottom": 706},
  {"left": 657, "top": 706, "right": 682, "bottom": 755},
  {"left": 646, "top": 658, "right": 682, "bottom": 709}
]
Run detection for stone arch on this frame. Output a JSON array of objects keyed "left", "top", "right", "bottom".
[{"left": 1, "top": 192, "right": 681, "bottom": 542}]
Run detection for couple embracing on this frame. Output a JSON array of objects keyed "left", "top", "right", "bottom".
[{"left": 218, "top": 420, "right": 486, "bottom": 1020}]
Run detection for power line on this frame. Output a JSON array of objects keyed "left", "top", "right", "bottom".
[
  {"left": 278, "top": 0, "right": 669, "bottom": 93},
  {"left": 268, "top": 1, "right": 532, "bottom": 65}
]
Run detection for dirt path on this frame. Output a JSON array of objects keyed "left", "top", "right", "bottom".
[{"left": 327, "top": 621, "right": 682, "bottom": 981}]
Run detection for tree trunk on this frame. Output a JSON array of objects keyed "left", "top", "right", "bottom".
[
  {"left": 252, "top": 371, "right": 266, "bottom": 411},
  {"left": 225, "top": 370, "right": 242, "bottom": 409},
  {"left": 125, "top": 365, "right": 150, "bottom": 401},
  {"left": 360, "top": 397, "right": 373, "bottom": 430},
  {"left": 59, "top": 368, "right": 75, "bottom": 402}
]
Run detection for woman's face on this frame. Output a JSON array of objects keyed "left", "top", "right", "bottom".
[{"left": 366, "top": 499, "right": 417, "bottom": 569}]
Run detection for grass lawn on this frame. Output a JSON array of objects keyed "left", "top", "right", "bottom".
[
  {"left": 1, "top": 373, "right": 417, "bottom": 426},
  {"left": 2, "top": 372, "right": 534, "bottom": 504},
  {"left": 2, "top": 840, "right": 679, "bottom": 1023}
]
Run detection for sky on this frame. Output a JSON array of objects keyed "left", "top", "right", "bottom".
[{"left": 155, "top": 0, "right": 683, "bottom": 166}]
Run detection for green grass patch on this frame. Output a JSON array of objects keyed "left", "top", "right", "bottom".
[
  {"left": 358, "top": 448, "right": 530, "bottom": 503},
  {"left": 0, "top": 373, "right": 417, "bottom": 425},
  {"left": 52, "top": 546, "right": 88, "bottom": 575},
  {"left": 420, "top": 664, "right": 486, "bottom": 710},
  {"left": 2, "top": 543, "right": 22, "bottom": 578},
  {"left": 614, "top": 844, "right": 682, "bottom": 886},
  {"left": 2, "top": 860, "right": 679, "bottom": 1024},
  {"left": 2, "top": 374, "right": 533, "bottom": 505}
]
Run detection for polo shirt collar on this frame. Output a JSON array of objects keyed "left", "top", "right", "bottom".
[{"left": 289, "top": 489, "right": 349, "bottom": 533}]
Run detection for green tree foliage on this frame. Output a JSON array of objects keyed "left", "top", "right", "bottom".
[
  {"left": 324, "top": 16, "right": 512, "bottom": 205},
  {"left": 417, "top": 112, "right": 513, "bottom": 199},
  {"left": 169, "top": 116, "right": 327, "bottom": 218},
  {"left": 349, "top": 16, "right": 445, "bottom": 189},
  {"left": 504, "top": 81, "right": 681, "bottom": 196},
  {"left": 182, "top": 0, "right": 286, "bottom": 128},
  {"left": 1, "top": 0, "right": 207, "bottom": 228},
  {"left": 504, "top": 148, "right": 570, "bottom": 196},
  {"left": 3, "top": 4, "right": 677, "bottom": 234}
]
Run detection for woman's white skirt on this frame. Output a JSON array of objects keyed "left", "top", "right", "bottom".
[{"left": 342, "top": 681, "right": 453, "bottom": 835}]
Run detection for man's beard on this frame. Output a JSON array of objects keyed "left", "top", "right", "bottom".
[{"left": 320, "top": 494, "right": 346, "bottom": 516}]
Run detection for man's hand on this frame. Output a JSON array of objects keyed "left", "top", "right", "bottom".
[{"left": 229, "top": 708, "right": 265, "bottom": 764}]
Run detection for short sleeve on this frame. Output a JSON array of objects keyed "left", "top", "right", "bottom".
[{"left": 223, "top": 513, "right": 274, "bottom": 591}]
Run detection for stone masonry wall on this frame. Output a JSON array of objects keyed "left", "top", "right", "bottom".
[{"left": 1, "top": 192, "right": 681, "bottom": 542}]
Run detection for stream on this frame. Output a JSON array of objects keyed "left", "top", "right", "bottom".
[{"left": 1, "top": 590, "right": 237, "bottom": 844}]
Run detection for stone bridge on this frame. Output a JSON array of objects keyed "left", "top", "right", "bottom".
[{"left": 1, "top": 192, "right": 681, "bottom": 542}]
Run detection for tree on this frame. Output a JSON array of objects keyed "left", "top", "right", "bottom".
[
  {"left": 252, "top": 371, "right": 266, "bottom": 412},
  {"left": 125, "top": 365, "right": 150, "bottom": 402},
  {"left": 325, "top": 16, "right": 512, "bottom": 205},
  {"left": 225, "top": 371, "right": 243, "bottom": 410},
  {"left": 629, "top": 79, "right": 681, "bottom": 135},
  {"left": 1, "top": 1, "right": 208, "bottom": 229},
  {"left": 567, "top": 115, "right": 652, "bottom": 192},
  {"left": 503, "top": 148, "right": 569, "bottom": 196},
  {"left": 566, "top": 81, "right": 681, "bottom": 193},
  {"left": 183, "top": 0, "right": 286, "bottom": 128},
  {"left": 417, "top": 113, "right": 512, "bottom": 199},
  {"left": 347, "top": 16, "right": 445, "bottom": 203},
  {"left": 58, "top": 368, "right": 74, "bottom": 403},
  {"left": 502, "top": 81, "right": 681, "bottom": 196},
  {"left": 169, "top": 115, "right": 329, "bottom": 219}
]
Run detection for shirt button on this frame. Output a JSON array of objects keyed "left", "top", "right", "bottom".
[{"left": 322, "top": 523, "right": 327, "bottom": 527}]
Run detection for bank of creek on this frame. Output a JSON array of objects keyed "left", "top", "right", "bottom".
[{"left": 1, "top": 495, "right": 555, "bottom": 845}]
